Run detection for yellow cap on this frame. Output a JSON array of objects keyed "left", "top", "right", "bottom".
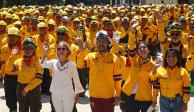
[
  {"left": 38, "top": 16, "right": 45, "bottom": 21},
  {"left": 13, "top": 15, "right": 20, "bottom": 20},
  {"left": 0, "top": 20, "right": 7, "bottom": 26},
  {"left": 14, "top": 21, "right": 21, "bottom": 25},
  {"left": 5, "top": 13, "right": 12, "bottom": 19},
  {"left": 73, "top": 18, "right": 80, "bottom": 22},
  {"left": 8, "top": 27, "right": 21, "bottom": 36},
  {"left": 48, "top": 19, "right": 56, "bottom": 26},
  {"left": 37, "top": 22, "right": 47, "bottom": 28}
]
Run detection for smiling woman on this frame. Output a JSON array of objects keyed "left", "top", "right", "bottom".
[
  {"left": 41, "top": 40, "right": 84, "bottom": 112},
  {"left": 150, "top": 48, "right": 191, "bottom": 112}
]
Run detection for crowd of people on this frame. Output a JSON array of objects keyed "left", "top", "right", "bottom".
[{"left": 0, "top": 2, "right": 194, "bottom": 112}]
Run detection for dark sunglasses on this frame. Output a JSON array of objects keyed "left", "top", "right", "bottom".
[
  {"left": 171, "top": 32, "right": 181, "bottom": 36},
  {"left": 57, "top": 32, "right": 66, "bottom": 36},
  {"left": 57, "top": 48, "right": 67, "bottom": 51}
]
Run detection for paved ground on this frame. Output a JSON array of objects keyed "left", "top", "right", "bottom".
[{"left": 0, "top": 81, "right": 194, "bottom": 112}]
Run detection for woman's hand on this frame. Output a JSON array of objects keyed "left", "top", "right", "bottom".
[
  {"left": 43, "top": 41, "right": 49, "bottom": 57},
  {"left": 180, "top": 103, "right": 188, "bottom": 112},
  {"left": 152, "top": 101, "right": 157, "bottom": 107},
  {"left": 114, "top": 96, "right": 120, "bottom": 106},
  {"left": 75, "top": 93, "right": 80, "bottom": 103},
  {"left": 22, "top": 89, "right": 28, "bottom": 96}
]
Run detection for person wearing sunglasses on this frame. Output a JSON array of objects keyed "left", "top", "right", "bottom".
[
  {"left": 186, "top": 18, "right": 194, "bottom": 88},
  {"left": 151, "top": 48, "right": 191, "bottom": 112},
  {"left": 154, "top": 11, "right": 189, "bottom": 67},
  {"left": 41, "top": 40, "right": 84, "bottom": 112},
  {"left": 48, "top": 26, "right": 81, "bottom": 112},
  {"left": 12, "top": 38, "right": 43, "bottom": 112}
]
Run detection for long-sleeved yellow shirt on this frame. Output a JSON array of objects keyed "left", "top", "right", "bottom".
[
  {"left": 122, "top": 55, "right": 154, "bottom": 101},
  {"left": 150, "top": 67, "right": 191, "bottom": 103},
  {"left": 119, "top": 56, "right": 131, "bottom": 81},
  {"left": 32, "top": 34, "right": 56, "bottom": 59},
  {"left": 77, "top": 51, "right": 122, "bottom": 98},
  {"left": 0, "top": 44, "right": 23, "bottom": 75},
  {"left": 157, "top": 22, "right": 189, "bottom": 60},
  {"left": 14, "top": 56, "right": 43, "bottom": 92}
]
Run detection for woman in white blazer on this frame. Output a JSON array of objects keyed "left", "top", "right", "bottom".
[{"left": 41, "top": 41, "right": 84, "bottom": 112}]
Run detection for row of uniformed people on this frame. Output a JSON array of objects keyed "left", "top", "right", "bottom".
[{"left": 0, "top": 3, "right": 192, "bottom": 112}]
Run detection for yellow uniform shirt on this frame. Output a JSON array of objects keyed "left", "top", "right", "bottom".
[
  {"left": 157, "top": 22, "right": 189, "bottom": 59},
  {"left": 150, "top": 67, "right": 191, "bottom": 103},
  {"left": 186, "top": 55, "right": 194, "bottom": 71},
  {"left": 14, "top": 56, "right": 43, "bottom": 92},
  {"left": 122, "top": 55, "right": 154, "bottom": 101},
  {"left": 0, "top": 44, "right": 23, "bottom": 75},
  {"left": 119, "top": 56, "right": 131, "bottom": 81},
  {"left": 0, "top": 31, "right": 7, "bottom": 49},
  {"left": 78, "top": 52, "right": 122, "bottom": 98},
  {"left": 33, "top": 34, "right": 56, "bottom": 59}
]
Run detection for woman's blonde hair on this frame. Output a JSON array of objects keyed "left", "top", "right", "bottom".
[{"left": 57, "top": 41, "right": 72, "bottom": 57}]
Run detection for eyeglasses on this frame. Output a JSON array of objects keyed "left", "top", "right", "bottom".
[
  {"left": 57, "top": 48, "right": 67, "bottom": 51},
  {"left": 57, "top": 32, "right": 66, "bottom": 36},
  {"left": 171, "top": 32, "right": 181, "bottom": 36}
]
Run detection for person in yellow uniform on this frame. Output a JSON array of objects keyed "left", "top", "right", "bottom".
[
  {"left": 32, "top": 22, "right": 55, "bottom": 94},
  {"left": 77, "top": 30, "right": 121, "bottom": 112},
  {"left": 186, "top": 17, "right": 194, "bottom": 86},
  {"left": 14, "top": 38, "right": 43, "bottom": 112},
  {"left": 0, "top": 27, "right": 23, "bottom": 112},
  {"left": 0, "top": 20, "right": 7, "bottom": 49},
  {"left": 154, "top": 11, "right": 189, "bottom": 67},
  {"left": 151, "top": 48, "right": 191, "bottom": 112},
  {"left": 121, "top": 22, "right": 155, "bottom": 112}
]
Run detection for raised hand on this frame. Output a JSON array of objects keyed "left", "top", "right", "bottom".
[
  {"left": 43, "top": 41, "right": 49, "bottom": 57},
  {"left": 153, "top": 10, "right": 163, "bottom": 22}
]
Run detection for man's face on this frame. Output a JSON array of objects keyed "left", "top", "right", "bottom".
[
  {"left": 48, "top": 24, "right": 55, "bottom": 31},
  {"left": 189, "top": 25, "right": 194, "bottom": 35},
  {"left": 170, "top": 31, "right": 181, "bottom": 43},
  {"left": 57, "top": 32, "right": 69, "bottom": 42},
  {"left": 39, "top": 27, "right": 47, "bottom": 35},
  {"left": 7, "top": 34, "right": 20, "bottom": 46},
  {"left": 0, "top": 25, "right": 6, "bottom": 32},
  {"left": 96, "top": 37, "right": 110, "bottom": 52}
]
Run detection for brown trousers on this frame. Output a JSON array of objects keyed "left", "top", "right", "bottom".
[
  {"left": 90, "top": 97, "right": 115, "bottom": 112},
  {"left": 16, "top": 83, "right": 41, "bottom": 112}
]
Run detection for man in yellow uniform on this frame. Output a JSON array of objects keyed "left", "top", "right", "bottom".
[
  {"left": 0, "top": 27, "right": 23, "bottom": 112},
  {"left": 154, "top": 11, "right": 189, "bottom": 67},
  {"left": 0, "top": 20, "right": 7, "bottom": 49},
  {"left": 32, "top": 22, "right": 55, "bottom": 94},
  {"left": 77, "top": 30, "right": 121, "bottom": 112}
]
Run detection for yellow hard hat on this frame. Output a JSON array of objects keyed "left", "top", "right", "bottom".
[
  {"left": 0, "top": 20, "right": 7, "bottom": 26},
  {"left": 48, "top": 19, "right": 56, "bottom": 26},
  {"left": 37, "top": 22, "right": 47, "bottom": 28},
  {"left": 8, "top": 27, "right": 21, "bottom": 37}
]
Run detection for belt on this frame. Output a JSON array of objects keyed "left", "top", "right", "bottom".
[{"left": 161, "top": 93, "right": 181, "bottom": 100}]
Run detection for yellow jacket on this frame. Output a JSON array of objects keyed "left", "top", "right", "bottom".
[
  {"left": 33, "top": 34, "right": 56, "bottom": 59},
  {"left": 0, "top": 44, "right": 23, "bottom": 75},
  {"left": 150, "top": 67, "right": 191, "bottom": 103},
  {"left": 77, "top": 51, "right": 122, "bottom": 98},
  {"left": 122, "top": 55, "right": 154, "bottom": 101},
  {"left": 157, "top": 22, "right": 189, "bottom": 59},
  {"left": 14, "top": 56, "right": 43, "bottom": 92}
]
